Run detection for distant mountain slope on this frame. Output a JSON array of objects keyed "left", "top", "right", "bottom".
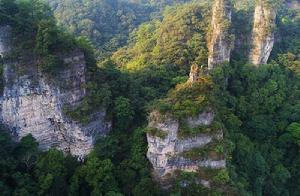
[{"left": 46, "top": 0, "right": 193, "bottom": 58}]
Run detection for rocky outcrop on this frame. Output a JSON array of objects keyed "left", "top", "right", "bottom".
[
  {"left": 0, "top": 26, "right": 111, "bottom": 158},
  {"left": 188, "top": 64, "right": 199, "bottom": 83},
  {"left": 0, "top": 25, "right": 12, "bottom": 57},
  {"left": 249, "top": 1, "right": 277, "bottom": 65},
  {"left": 207, "top": 0, "right": 233, "bottom": 70},
  {"left": 147, "top": 110, "right": 225, "bottom": 187}
]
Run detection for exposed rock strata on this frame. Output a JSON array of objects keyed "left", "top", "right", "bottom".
[
  {"left": 0, "top": 26, "right": 111, "bottom": 158},
  {"left": 208, "top": 0, "right": 232, "bottom": 70},
  {"left": 249, "top": 1, "right": 277, "bottom": 65},
  {"left": 147, "top": 111, "right": 225, "bottom": 186}
]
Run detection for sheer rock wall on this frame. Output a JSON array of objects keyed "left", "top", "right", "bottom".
[
  {"left": 249, "top": 1, "right": 277, "bottom": 65},
  {"left": 147, "top": 111, "right": 225, "bottom": 187},
  {"left": 0, "top": 26, "right": 111, "bottom": 158},
  {"left": 0, "top": 25, "right": 11, "bottom": 57},
  {"left": 207, "top": 0, "right": 232, "bottom": 70}
]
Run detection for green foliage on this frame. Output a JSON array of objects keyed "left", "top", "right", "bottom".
[
  {"left": 212, "top": 169, "right": 230, "bottom": 185},
  {"left": 35, "top": 19, "right": 60, "bottom": 55},
  {"left": 180, "top": 140, "right": 224, "bottom": 161},
  {"left": 64, "top": 82, "right": 112, "bottom": 124},
  {"left": 112, "top": 2, "right": 209, "bottom": 72},
  {"left": 47, "top": 0, "right": 193, "bottom": 58},
  {"left": 113, "top": 96, "right": 135, "bottom": 130},
  {"left": 146, "top": 127, "right": 168, "bottom": 139},
  {"left": 35, "top": 149, "right": 70, "bottom": 195},
  {"left": 178, "top": 120, "right": 223, "bottom": 138},
  {"left": 261, "top": 0, "right": 284, "bottom": 9},
  {"left": 38, "top": 55, "right": 62, "bottom": 75},
  {"left": 277, "top": 53, "right": 300, "bottom": 74},
  {"left": 69, "top": 154, "right": 120, "bottom": 196},
  {"left": 170, "top": 172, "right": 210, "bottom": 196},
  {"left": 211, "top": 58, "right": 300, "bottom": 195},
  {"left": 231, "top": 8, "right": 254, "bottom": 60},
  {"left": 272, "top": 4, "right": 300, "bottom": 56},
  {"left": 153, "top": 77, "right": 213, "bottom": 119},
  {"left": 35, "top": 19, "right": 76, "bottom": 54},
  {"left": 0, "top": 0, "right": 79, "bottom": 76},
  {"left": 286, "top": 122, "right": 300, "bottom": 145},
  {"left": 114, "top": 127, "right": 163, "bottom": 195}
]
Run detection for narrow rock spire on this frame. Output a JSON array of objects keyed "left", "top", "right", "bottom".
[
  {"left": 249, "top": 0, "right": 277, "bottom": 66},
  {"left": 189, "top": 64, "right": 199, "bottom": 83},
  {"left": 208, "top": 0, "right": 232, "bottom": 70}
]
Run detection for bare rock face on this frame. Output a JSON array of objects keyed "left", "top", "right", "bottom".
[
  {"left": 0, "top": 27, "right": 111, "bottom": 158},
  {"left": 208, "top": 0, "right": 233, "bottom": 70},
  {"left": 188, "top": 64, "right": 199, "bottom": 83},
  {"left": 249, "top": 1, "right": 277, "bottom": 65},
  {"left": 0, "top": 25, "right": 12, "bottom": 57},
  {"left": 147, "top": 111, "right": 225, "bottom": 187}
]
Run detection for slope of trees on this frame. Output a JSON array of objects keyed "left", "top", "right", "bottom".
[
  {"left": 112, "top": 2, "right": 210, "bottom": 73},
  {"left": 46, "top": 0, "right": 193, "bottom": 58},
  {"left": 212, "top": 58, "right": 300, "bottom": 195}
]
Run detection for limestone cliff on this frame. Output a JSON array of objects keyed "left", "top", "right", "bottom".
[
  {"left": 207, "top": 0, "right": 233, "bottom": 70},
  {"left": 147, "top": 110, "right": 225, "bottom": 187},
  {"left": 249, "top": 1, "right": 277, "bottom": 65},
  {"left": 0, "top": 26, "right": 111, "bottom": 158},
  {"left": 147, "top": 65, "right": 226, "bottom": 187},
  {"left": 0, "top": 25, "right": 11, "bottom": 57}
]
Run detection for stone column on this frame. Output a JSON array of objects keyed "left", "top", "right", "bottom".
[
  {"left": 249, "top": 0, "right": 277, "bottom": 66},
  {"left": 188, "top": 64, "right": 199, "bottom": 83},
  {"left": 207, "top": 0, "right": 232, "bottom": 70}
]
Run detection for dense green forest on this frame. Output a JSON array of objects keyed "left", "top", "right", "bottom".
[
  {"left": 46, "top": 0, "right": 192, "bottom": 58},
  {"left": 0, "top": 0, "right": 300, "bottom": 195}
]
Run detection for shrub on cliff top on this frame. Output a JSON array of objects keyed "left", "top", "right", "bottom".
[
  {"left": 145, "top": 127, "right": 168, "bottom": 139},
  {"left": 152, "top": 76, "right": 213, "bottom": 119}
]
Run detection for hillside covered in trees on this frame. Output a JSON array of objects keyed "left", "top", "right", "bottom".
[
  {"left": 46, "top": 0, "right": 192, "bottom": 58},
  {"left": 0, "top": 0, "right": 300, "bottom": 195}
]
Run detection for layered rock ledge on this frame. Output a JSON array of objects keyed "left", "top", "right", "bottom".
[
  {"left": 0, "top": 26, "right": 111, "bottom": 158},
  {"left": 147, "top": 110, "right": 226, "bottom": 187}
]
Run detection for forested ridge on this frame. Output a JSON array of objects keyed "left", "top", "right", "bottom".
[
  {"left": 0, "top": 0, "right": 300, "bottom": 195},
  {"left": 46, "top": 0, "right": 192, "bottom": 58}
]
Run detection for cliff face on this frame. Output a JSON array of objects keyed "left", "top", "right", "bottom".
[
  {"left": 147, "top": 110, "right": 225, "bottom": 187},
  {"left": 0, "top": 26, "right": 111, "bottom": 158},
  {"left": 249, "top": 1, "right": 276, "bottom": 65},
  {"left": 0, "top": 25, "right": 11, "bottom": 56},
  {"left": 208, "top": 0, "right": 232, "bottom": 70}
]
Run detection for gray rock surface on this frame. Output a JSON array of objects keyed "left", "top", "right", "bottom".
[
  {"left": 0, "top": 25, "right": 12, "bottom": 56},
  {"left": 0, "top": 26, "right": 111, "bottom": 158},
  {"left": 208, "top": 0, "right": 232, "bottom": 70},
  {"left": 147, "top": 111, "right": 225, "bottom": 185},
  {"left": 249, "top": 1, "right": 276, "bottom": 65}
]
